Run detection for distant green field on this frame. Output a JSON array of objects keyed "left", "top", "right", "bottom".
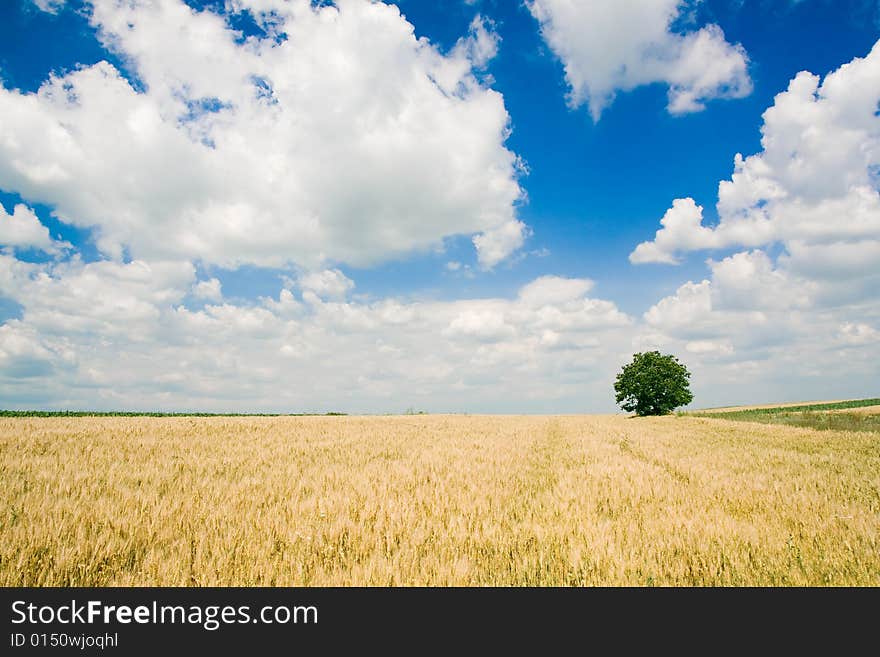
[
  {"left": 689, "top": 398, "right": 880, "bottom": 433},
  {"left": 0, "top": 410, "right": 347, "bottom": 418}
]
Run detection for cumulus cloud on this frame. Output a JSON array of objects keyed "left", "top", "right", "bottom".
[
  {"left": 629, "top": 198, "right": 722, "bottom": 264},
  {"left": 0, "top": 0, "right": 525, "bottom": 270},
  {"left": 630, "top": 38, "right": 880, "bottom": 399},
  {"left": 642, "top": 252, "right": 814, "bottom": 340},
  {"left": 529, "top": 0, "right": 751, "bottom": 120},
  {"left": 192, "top": 277, "right": 223, "bottom": 302},
  {"left": 297, "top": 269, "right": 354, "bottom": 300},
  {"left": 685, "top": 339, "right": 734, "bottom": 356},
  {"left": 632, "top": 40, "right": 880, "bottom": 265},
  {"left": 0, "top": 255, "right": 194, "bottom": 338},
  {"left": 641, "top": 268, "right": 880, "bottom": 404},
  {"left": 708, "top": 250, "right": 814, "bottom": 311},
  {"left": 0, "top": 259, "right": 633, "bottom": 411},
  {"left": 2, "top": 1, "right": 877, "bottom": 412},
  {"left": 0, "top": 323, "right": 61, "bottom": 378},
  {"left": 518, "top": 275, "right": 593, "bottom": 307},
  {"left": 0, "top": 202, "right": 68, "bottom": 254},
  {"left": 31, "top": 0, "right": 65, "bottom": 13},
  {"left": 472, "top": 219, "right": 529, "bottom": 270},
  {"left": 0, "top": 240, "right": 875, "bottom": 410},
  {"left": 838, "top": 322, "right": 879, "bottom": 346},
  {"left": 444, "top": 306, "right": 516, "bottom": 341},
  {"left": 627, "top": 40, "right": 880, "bottom": 404},
  {"left": 454, "top": 15, "right": 499, "bottom": 69}
]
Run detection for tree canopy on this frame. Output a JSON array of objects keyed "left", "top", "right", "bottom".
[{"left": 614, "top": 351, "right": 693, "bottom": 416}]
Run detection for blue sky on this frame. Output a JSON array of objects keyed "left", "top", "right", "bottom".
[{"left": 0, "top": 0, "right": 878, "bottom": 412}]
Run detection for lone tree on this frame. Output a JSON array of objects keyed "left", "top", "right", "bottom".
[{"left": 614, "top": 351, "right": 693, "bottom": 416}]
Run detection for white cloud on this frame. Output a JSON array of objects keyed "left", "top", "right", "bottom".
[
  {"left": 444, "top": 306, "right": 516, "bottom": 341},
  {"left": 0, "top": 259, "right": 634, "bottom": 411},
  {"left": 453, "top": 15, "right": 499, "bottom": 69},
  {"left": 31, "top": 0, "right": 65, "bottom": 13},
  {"left": 632, "top": 40, "right": 880, "bottom": 265},
  {"left": 0, "top": 0, "right": 525, "bottom": 270},
  {"left": 627, "top": 41, "right": 880, "bottom": 405},
  {"left": 630, "top": 198, "right": 722, "bottom": 264},
  {"left": 0, "top": 203, "right": 68, "bottom": 254},
  {"left": 472, "top": 219, "right": 528, "bottom": 269},
  {"left": 192, "top": 277, "right": 222, "bottom": 302},
  {"left": 780, "top": 239, "right": 880, "bottom": 283},
  {"left": 643, "top": 250, "right": 854, "bottom": 351},
  {"left": 838, "top": 322, "right": 878, "bottom": 345},
  {"left": 708, "top": 250, "right": 813, "bottom": 311},
  {"left": 2, "top": 1, "right": 877, "bottom": 412},
  {"left": 297, "top": 269, "right": 354, "bottom": 300},
  {"left": 517, "top": 275, "right": 593, "bottom": 307},
  {"left": 0, "top": 323, "right": 61, "bottom": 378},
  {"left": 685, "top": 339, "right": 734, "bottom": 356},
  {"left": 529, "top": 0, "right": 751, "bottom": 120},
  {"left": 641, "top": 268, "right": 880, "bottom": 406},
  {"left": 644, "top": 279, "right": 715, "bottom": 336},
  {"left": 0, "top": 242, "right": 875, "bottom": 410},
  {"left": 0, "top": 254, "right": 194, "bottom": 339}
]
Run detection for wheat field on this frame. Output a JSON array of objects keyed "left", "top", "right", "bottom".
[{"left": 1, "top": 414, "right": 878, "bottom": 586}]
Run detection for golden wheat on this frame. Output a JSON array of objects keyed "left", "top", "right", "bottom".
[
  {"left": 828, "top": 405, "right": 880, "bottom": 415},
  {"left": 1, "top": 414, "right": 878, "bottom": 586}
]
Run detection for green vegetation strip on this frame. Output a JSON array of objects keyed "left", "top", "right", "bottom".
[
  {"left": 0, "top": 411, "right": 347, "bottom": 417},
  {"left": 688, "top": 398, "right": 880, "bottom": 433},
  {"left": 694, "top": 398, "right": 880, "bottom": 416}
]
